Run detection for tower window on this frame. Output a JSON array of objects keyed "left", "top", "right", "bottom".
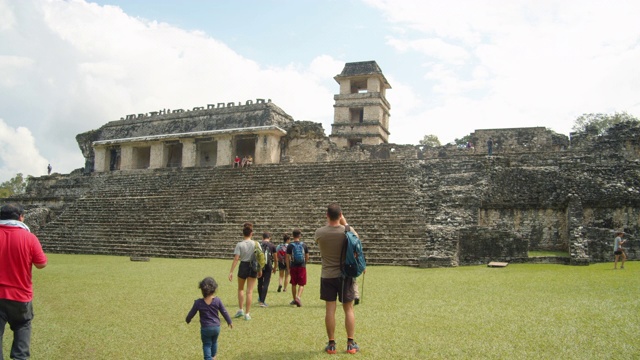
[{"left": 350, "top": 108, "right": 364, "bottom": 123}]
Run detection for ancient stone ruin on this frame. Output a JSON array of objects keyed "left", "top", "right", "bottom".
[{"left": 4, "top": 61, "right": 639, "bottom": 267}]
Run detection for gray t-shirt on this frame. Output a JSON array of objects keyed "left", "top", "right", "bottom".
[{"left": 234, "top": 239, "right": 256, "bottom": 262}]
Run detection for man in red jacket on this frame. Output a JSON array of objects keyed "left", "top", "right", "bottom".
[{"left": 0, "top": 203, "right": 47, "bottom": 360}]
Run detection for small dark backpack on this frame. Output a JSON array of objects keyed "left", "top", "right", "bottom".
[
  {"left": 277, "top": 244, "right": 287, "bottom": 263},
  {"left": 261, "top": 241, "right": 273, "bottom": 268}
]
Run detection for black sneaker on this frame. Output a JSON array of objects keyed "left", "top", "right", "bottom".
[
  {"left": 347, "top": 342, "right": 359, "bottom": 354},
  {"left": 325, "top": 342, "right": 337, "bottom": 354},
  {"left": 277, "top": 285, "right": 282, "bottom": 292}
]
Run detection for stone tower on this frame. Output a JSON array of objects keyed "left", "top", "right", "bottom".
[{"left": 330, "top": 61, "right": 391, "bottom": 148}]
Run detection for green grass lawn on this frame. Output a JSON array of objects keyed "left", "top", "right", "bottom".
[
  {"left": 4, "top": 254, "right": 639, "bottom": 359},
  {"left": 528, "top": 250, "right": 570, "bottom": 257}
]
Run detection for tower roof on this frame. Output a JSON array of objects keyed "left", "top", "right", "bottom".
[{"left": 335, "top": 61, "right": 391, "bottom": 88}]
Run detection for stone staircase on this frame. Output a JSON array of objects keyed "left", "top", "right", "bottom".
[{"left": 36, "top": 160, "right": 428, "bottom": 266}]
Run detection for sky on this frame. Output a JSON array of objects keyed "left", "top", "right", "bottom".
[{"left": 1, "top": 0, "right": 639, "bottom": 183}]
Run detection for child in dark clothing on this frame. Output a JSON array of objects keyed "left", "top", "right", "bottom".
[{"left": 186, "top": 277, "right": 233, "bottom": 360}]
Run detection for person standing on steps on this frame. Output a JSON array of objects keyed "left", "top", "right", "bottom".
[
  {"left": 314, "top": 203, "right": 359, "bottom": 354},
  {"left": 0, "top": 202, "right": 48, "bottom": 360},
  {"left": 257, "top": 232, "right": 277, "bottom": 307},
  {"left": 228, "top": 222, "right": 263, "bottom": 321}
]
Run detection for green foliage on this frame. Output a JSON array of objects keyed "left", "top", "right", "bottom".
[
  {"left": 572, "top": 111, "right": 639, "bottom": 135},
  {"left": 15, "top": 254, "right": 640, "bottom": 359},
  {"left": 0, "top": 173, "right": 27, "bottom": 197},
  {"left": 419, "top": 134, "right": 441, "bottom": 147},
  {"left": 454, "top": 134, "right": 471, "bottom": 146}
]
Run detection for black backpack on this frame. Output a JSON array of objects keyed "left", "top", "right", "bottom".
[{"left": 261, "top": 241, "right": 273, "bottom": 268}]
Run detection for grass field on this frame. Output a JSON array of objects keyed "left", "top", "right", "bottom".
[{"left": 3, "top": 254, "right": 639, "bottom": 359}]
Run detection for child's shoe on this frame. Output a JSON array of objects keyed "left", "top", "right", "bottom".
[
  {"left": 233, "top": 310, "right": 244, "bottom": 318},
  {"left": 244, "top": 313, "right": 251, "bottom": 321}
]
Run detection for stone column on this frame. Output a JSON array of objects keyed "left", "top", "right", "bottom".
[
  {"left": 255, "top": 134, "right": 281, "bottom": 165},
  {"left": 567, "top": 194, "right": 589, "bottom": 265},
  {"left": 120, "top": 145, "right": 134, "bottom": 170},
  {"left": 181, "top": 138, "right": 197, "bottom": 168},
  {"left": 216, "top": 136, "right": 233, "bottom": 167},
  {"left": 149, "top": 142, "right": 166, "bottom": 169},
  {"left": 94, "top": 147, "right": 107, "bottom": 173}
]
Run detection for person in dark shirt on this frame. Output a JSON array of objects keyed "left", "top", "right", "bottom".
[
  {"left": 186, "top": 277, "right": 233, "bottom": 360},
  {"left": 257, "top": 232, "right": 277, "bottom": 307}
]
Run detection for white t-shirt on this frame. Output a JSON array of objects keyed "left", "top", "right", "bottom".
[{"left": 234, "top": 239, "right": 255, "bottom": 261}]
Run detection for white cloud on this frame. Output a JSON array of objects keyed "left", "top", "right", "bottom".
[
  {"left": 0, "top": 0, "right": 343, "bottom": 182},
  {"left": 0, "top": 119, "right": 49, "bottom": 181},
  {"left": 365, "top": 0, "right": 640, "bottom": 143}
]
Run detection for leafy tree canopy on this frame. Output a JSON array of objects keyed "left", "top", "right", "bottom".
[
  {"left": 572, "top": 111, "right": 639, "bottom": 135},
  {"left": 454, "top": 134, "right": 472, "bottom": 146},
  {"left": 0, "top": 173, "right": 28, "bottom": 198},
  {"left": 419, "top": 134, "right": 441, "bottom": 147}
]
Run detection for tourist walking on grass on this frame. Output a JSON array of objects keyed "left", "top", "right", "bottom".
[
  {"left": 186, "top": 277, "right": 233, "bottom": 360},
  {"left": 257, "top": 232, "right": 277, "bottom": 307},
  {"left": 314, "top": 203, "right": 359, "bottom": 354},
  {"left": 0, "top": 203, "right": 48, "bottom": 360},
  {"left": 613, "top": 231, "right": 627, "bottom": 269},
  {"left": 276, "top": 233, "right": 291, "bottom": 293},
  {"left": 228, "top": 223, "right": 263, "bottom": 320},
  {"left": 286, "top": 228, "right": 308, "bottom": 307}
]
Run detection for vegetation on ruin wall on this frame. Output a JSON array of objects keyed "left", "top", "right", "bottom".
[
  {"left": 572, "top": 112, "right": 639, "bottom": 135},
  {"left": 0, "top": 173, "right": 27, "bottom": 198},
  {"left": 15, "top": 254, "right": 639, "bottom": 360}
]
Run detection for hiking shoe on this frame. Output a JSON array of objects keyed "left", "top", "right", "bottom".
[
  {"left": 346, "top": 342, "right": 359, "bottom": 354},
  {"left": 295, "top": 298, "right": 302, "bottom": 307},
  {"left": 325, "top": 342, "right": 337, "bottom": 354},
  {"left": 233, "top": 310, "right": 244, "bottom": 318},
  {"left": 259, "top": 302, "right": 268, "bottom": 307},
  {"left": 277, "top": 285, "right": 282, "bottom": 292},
  {"left": 244, "top": 313, "right": 251, "bottom": 321}
]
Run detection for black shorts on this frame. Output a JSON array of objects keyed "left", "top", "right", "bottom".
[
  {"left": 278, "top": 261, "right": 287, "bottom": 271},
  {"left": 614, "top": 250, "right": 623, "bottom": 255},
  {"left": 238, "top": 261, "right": 258, "bottom": 279},
  {"left": 320, "top": 277, "right": 355, "bottom": 303}
]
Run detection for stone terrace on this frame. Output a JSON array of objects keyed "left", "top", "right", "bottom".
[{"left": 35, "top": 160, "right": 428, "bottom": 266}]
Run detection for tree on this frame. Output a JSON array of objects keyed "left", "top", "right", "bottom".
[
  {"left": 419, "top": 134, "right": 441, "bottom": 147},
  {"left": 572, "top": 112, "right": 639, "bottom": 135},
  {"left": 454, "top": 134, "right": 471, "bottom": 146},
  {"left": 0, "top": 173, "right": 28, "bottom": 198}
]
